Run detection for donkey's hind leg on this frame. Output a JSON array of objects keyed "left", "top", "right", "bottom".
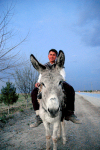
[
  {"left": 57, "top": 122, "right": 61, "bottom": 140},
  {"left": 61, "top": 120, "right": 67, "bottom": 144}
]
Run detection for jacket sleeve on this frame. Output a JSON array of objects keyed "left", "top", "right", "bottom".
[
  {"left": 60, "top": 68, "right": 66, "bottom": 80},
  {"left": 37, "top": 74, "right": 42, "bottom": 83}
]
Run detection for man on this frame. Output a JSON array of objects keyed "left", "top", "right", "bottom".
[{"left": 30, "top": 49, "right": 81, "bottom": 128}]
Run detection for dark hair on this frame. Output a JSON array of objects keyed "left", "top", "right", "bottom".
[{"left": 48, "top": 49, "right": 58, "bottom": 56}]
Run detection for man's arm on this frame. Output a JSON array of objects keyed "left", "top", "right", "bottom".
[
  {"left": 35, "top": 74, "right": 41, "bottom": 87},
  {"left": 60, "top": 68, "right": 66, "bottom": 80}
]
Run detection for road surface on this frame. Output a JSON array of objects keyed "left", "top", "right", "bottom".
[{"left": 0, "top": 94, "right": 100, "bottom": 150}]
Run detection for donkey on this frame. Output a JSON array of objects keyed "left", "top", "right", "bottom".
[{"left": 30, "top": 50, "right": 66, "bottom": 150}]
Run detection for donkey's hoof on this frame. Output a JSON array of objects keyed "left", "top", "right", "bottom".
[
  {"left": 63, "top": 138, "right": 67, "bottom": 145},
  {"left": 63, "top": 140, "right": 66, "bottom": 145},
  {"left": 57, "top": 136, "right": 61, "bottom": 140},
  {"left": 46, "top": 148, "right": 50, "bottom": 150}
]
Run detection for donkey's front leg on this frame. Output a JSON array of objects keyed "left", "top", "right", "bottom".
[
  {"left": 52, "top": 122, "right": 60, "bottom": 150},
  {"left": 43, "top": 122, "right": 51, "bottom": 150}
]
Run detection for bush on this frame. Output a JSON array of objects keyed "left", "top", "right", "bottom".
[
  {"left": 0, "top": 82, "right": 19, "bottom": 114},
  {"left": 89, "top": 90, "right": 92, "bottom": 93},
  {"left": 20, "top": 109, "right": 24, "bottom": 112},
  {"left": 0, "top": 115, "right": 14, "bottom": 124}
]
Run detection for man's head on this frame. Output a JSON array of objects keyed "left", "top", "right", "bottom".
[{"left": 48, "top": 49, "right": 58, "bottom": 64}]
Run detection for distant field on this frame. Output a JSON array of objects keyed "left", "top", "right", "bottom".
[{"left": 0, "top": 94, "right": 32, "bottom": 117}]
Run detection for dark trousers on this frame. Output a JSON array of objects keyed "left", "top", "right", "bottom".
[
  {"left": 31, "top": 81, "right": 75, "bottom": 114},
  {"left": 31, "top": 87, "right": 39, "bottom": 111},
  {"left": 63, "top": 81, "right": 75, "bottom": 111}
]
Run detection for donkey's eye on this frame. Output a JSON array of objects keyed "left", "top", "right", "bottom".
[
  {"left": 41, "top": 82, "right": 46, "bottom": 87},
  {"left": 59, "top": 81, "right": 63, "bottom": 86}
]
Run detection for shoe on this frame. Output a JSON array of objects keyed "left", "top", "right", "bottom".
[
  {"left": 30, "top": 115, "right": 43, "bottom": 128},
  {"left": 65, "top": 114, "right": 81, "bottom": 124}
]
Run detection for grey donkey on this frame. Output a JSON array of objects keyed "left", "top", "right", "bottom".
[{"left": 30, "top": 50, "right": 67, "bottom": 150}]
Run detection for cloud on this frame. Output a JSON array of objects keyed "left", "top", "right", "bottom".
[
  {"left": 77, "top": 0, "right": 100, "bottom": 25},
  {"left": 82, "top": 24, "right": 100, "bottom": 47},
  {"left": 76, "top": 0, "right": 100, "bottom": 47}
]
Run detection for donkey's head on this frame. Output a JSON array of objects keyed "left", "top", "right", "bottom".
[{"left": 30, "top": 50, "right": 65, "bottom": 118}]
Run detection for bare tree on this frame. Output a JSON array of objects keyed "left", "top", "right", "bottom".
[
  {"left": 14, "top": 63, "right": 39, "bottom": 107},
  {"left": 0, "top": 3, "right": 27, "bottom": 80}
]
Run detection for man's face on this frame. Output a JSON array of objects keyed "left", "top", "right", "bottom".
[{"left": 48, "top": 51, "right": 57, "bottom": 64}]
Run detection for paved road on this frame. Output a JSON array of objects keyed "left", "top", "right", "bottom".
[
  {"left": 0, "top": 94, "right": 100, "bottom": 150},
  {"left": 76, "top": 92, "right": 100, "bottom": 107}
]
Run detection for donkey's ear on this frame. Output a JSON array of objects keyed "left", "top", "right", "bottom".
[
  {"left": 56, "top": 50, "right": 65, "bottom": 68},
  {"left": 30, "top": 54, "right": 46, "bottom": 72}
]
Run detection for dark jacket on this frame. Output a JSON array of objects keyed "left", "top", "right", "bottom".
[
  {"left": 44, "top": 62, "right": 64, "bottom": 69},
  {"left": 44, "top": 62, "right": 56, "bottom": 69}
]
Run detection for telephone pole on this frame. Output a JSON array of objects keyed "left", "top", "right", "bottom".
[{"left": 91, "top": 82, "right": 93, "bottom": 92}]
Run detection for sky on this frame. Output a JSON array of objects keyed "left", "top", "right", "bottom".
[{"left": 0, "top": 0, "right": 100, "bottom": 91}]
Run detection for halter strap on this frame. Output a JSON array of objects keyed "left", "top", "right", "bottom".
[{"left": 42, "top": 106, "right": 47, "bottom": 112}]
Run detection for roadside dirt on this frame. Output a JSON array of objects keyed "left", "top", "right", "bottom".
[{"left": 0, "top": 94, "right": 100, "bottom": 150}]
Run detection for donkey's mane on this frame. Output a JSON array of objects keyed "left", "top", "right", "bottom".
[{"left": 40, "top": 69, "right": 64, "bottom": 84}]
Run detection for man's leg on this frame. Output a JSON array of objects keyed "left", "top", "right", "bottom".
[
  {"left": 30, "top": 87, "right": 42, "bottom": 128},
  {"left": 62, "top": 81, "right": 81, "bottom": 124}
]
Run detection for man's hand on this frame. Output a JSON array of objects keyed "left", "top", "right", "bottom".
[{"left": 35, "top": 83, "right": 40, "bottom": 88}]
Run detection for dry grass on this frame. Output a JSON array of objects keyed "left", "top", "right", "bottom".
[{"left": 0, "top": 94, "right": 32, "bottom": 117}]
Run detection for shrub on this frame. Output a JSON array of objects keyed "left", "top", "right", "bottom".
[
  {"left": 0, "top": 82, "right": 19, "bottom": 114},
  {"left": 20, "top": 109, "right": 24, "bottom": 112}
]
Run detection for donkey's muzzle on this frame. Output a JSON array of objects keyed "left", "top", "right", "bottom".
[{"left": 48, "top": 108, "right": 59, "bottom": 118}]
